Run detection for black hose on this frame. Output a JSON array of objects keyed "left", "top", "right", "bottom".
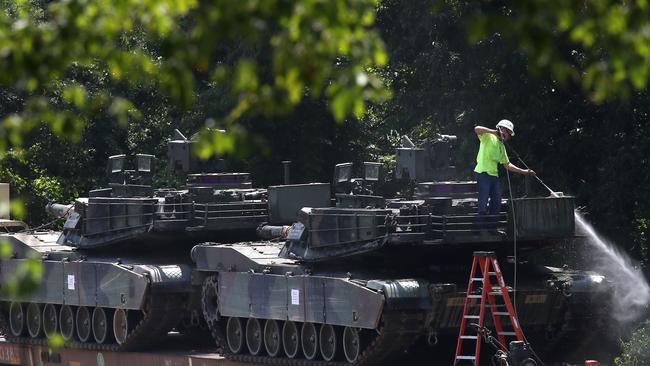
[{"left": 501, "top": 140, "right": 548, "bottom": 366}]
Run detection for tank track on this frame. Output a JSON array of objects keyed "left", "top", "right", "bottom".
[
  {"left": 202, "top": 276, "right": 424, "bottom": 366},
  {"left": 0, "top": 292, "right": 184, "bottom": 351}
]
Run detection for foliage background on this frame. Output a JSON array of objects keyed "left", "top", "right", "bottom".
[
  {"left": 1, "top": 0, "right": 650, "bottom": 358},
  {"left": 4, "top": 0, "right": 645, "bottom": 261}
]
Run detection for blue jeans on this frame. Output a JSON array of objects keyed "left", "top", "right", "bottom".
[{"left": 476, "top": 172, "right": 501, "bottom": 229}]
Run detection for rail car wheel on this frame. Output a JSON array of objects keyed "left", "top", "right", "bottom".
[
  {"left": 246, "top": 318, "right": 264, "bottom": 355},
  {"left": 343, "top": 327, "right": 361, "bottom": 363},
  {"left": 319, "top": 324, "right": 339, "bottom": 361},
  {"left": 92, "top": 307, "right": 111, "bottom": 344},
  {"left": 76, "top": 306, "right": 91, "bottom": 342},
  {"left": 8, "top": 302, "right": 25, "bottom": 337},
  {"left": 226, "top": 317, "right": 245, "bottom": 354},
  {"left": 26, "top": 303, "right": 42, "bottom": 338},
  {"left": 263, "top": 319, "right": 282, "bottom": 357},
  {"left": 59, "top": 305, "right": 75, "bottom": 341},
  {"left": 301, "top": 322, "right": 319, "bottom": 360},
  {"left": 42, "top": 304, "right": 58, "bottom": 338},
  {"left": 282, "top": 321, "right": 300, "bottom": 358},
  {"left": 113, "top": 309, "right": 129, "bottom": 345}
]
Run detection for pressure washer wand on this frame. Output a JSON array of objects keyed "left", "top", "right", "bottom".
[
  {"left": 533, "top": 175, "right": 559, "bottom": 198},
  {"left": 502, "top": 140, "right": 559, "bottom": 197}
]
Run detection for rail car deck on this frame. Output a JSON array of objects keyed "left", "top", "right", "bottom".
[
  {"left": 0, "top": 338, "right": 236, "bottom": 366},
  {"left": 0, "top": 338, "right": 592, "bottom": 366}
]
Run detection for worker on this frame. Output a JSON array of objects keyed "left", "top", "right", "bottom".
[{"left": 474, "top": 120, "right": 535, "bottom": 231}]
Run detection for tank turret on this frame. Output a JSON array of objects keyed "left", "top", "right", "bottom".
[{"left": 50, "top": 129, "right": 271, "bottom": 248}]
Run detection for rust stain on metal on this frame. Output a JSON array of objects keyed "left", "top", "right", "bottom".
[
  {"left": 0, "top": 340, "right": 23, "bottom": 365},
  {"left": 524, "top": 294, "right": 547, "bottom": 304}
]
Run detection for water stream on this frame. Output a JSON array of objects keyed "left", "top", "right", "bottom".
[{"left": 574, "top": 211, "right": 650, "bottom": 321}]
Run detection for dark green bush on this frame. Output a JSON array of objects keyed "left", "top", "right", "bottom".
[{"left": 615, "top": 319, "right": 650, "bottom": 366}]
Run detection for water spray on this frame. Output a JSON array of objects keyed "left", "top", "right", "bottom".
[{"left": 503, "top": 140, "right": 650, "bottom": 322}]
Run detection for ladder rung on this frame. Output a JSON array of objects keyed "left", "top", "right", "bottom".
[
  {"left": 471, "top": 277, "right": 483, "bottom": 281},
  {"left": 456, "top": 356, "right": 477, "bottom": 360},
  {"left": 467, "top": 294, "right": 482, "bottom": 298},
  {"left": 460, "top": 335, "right": 478, "bottom": 340},
  {"left": 498, "top": 331, "right": 516, "bottom": 336},
  {"left": 493, "top": 311, "right": 510, "bottom": 316},
  {"left": 488, "top": 272, "right": 497, "bottom": 275},
  {"left": 490, "top": 292, "right": 503, "bottom": 296},
  {"left": 464, "top": 315, "right": 480, "bottom": 319}
]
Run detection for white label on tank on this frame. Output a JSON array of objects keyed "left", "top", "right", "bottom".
[
  {"left": 291, "top": 289, "right": 300, "bottom": 305},
  {"left": 67, "top": 274, "right": 75, "bottom": 290}
]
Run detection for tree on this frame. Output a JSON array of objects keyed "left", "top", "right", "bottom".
[
  {"left": 0, "top": 0, "right": 389, "bottom": 157},
  {"left": 451, "top": 0, "right": 650, "bottom": 102},
  {"left": 616, "top": 319, "right": 650, "bottom": 366}
]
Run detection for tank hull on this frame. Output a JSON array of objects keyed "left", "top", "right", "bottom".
[
  {"left": 193, "top": 242, "right": 610, "bottom": 364},
  {"left": 0, "top": 232, "right": 194, "bottom": 350}
]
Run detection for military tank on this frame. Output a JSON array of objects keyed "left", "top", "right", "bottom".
[
  {"left": 193, "top": 134, "right": 610, "bottom": 364},
  {"left": 0, "top": 129, "right": 274, "bottom": 350}
]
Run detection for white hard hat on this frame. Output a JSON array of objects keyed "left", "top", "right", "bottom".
[{"left": 496, "top": 119, "right": 515, "bottom": 136}]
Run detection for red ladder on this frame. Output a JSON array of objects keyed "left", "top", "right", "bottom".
[{"left": 453, "top": 251, "right": 525, "bottom": 366}]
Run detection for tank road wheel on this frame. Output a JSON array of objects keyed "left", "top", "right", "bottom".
[
  {"left": 263, "top": 319, "right": 282, "bottom": 357},
  {"left": 92, "top": 307, "right": 112, "bottom": 344},
  {"left": 42, "top": 304, "right": 58, "bottom": 338},
  {"left": 59, "top": 305, "right": 75, "bottom": 341},
  {"left": 8, "top": 302, "right": 25, "bottom": 337},
  {"left": 301, "top": 322, "right": 319, "bottom": 360},
  {"left": 282, "top": 321, "right": 300, "bottom": 359},
  {"left": 319, "top": 324, "right": 340, "bottom": 362},
  {"left": 226, "top": 317, "right": 245, "bottom": 354},
  {"left": 343, "top": 327, "right": 362, "bottom": 363},
  {"left": 75, "top": 306, "right": 92, "bottom": 342},
  {"left": 246, "top": 318, "right": 264, "bottom": 355},
  {"left": 113, "top": 309, "right": 130, "bottom": 345},
  {"left": 26, "top": 303, "right": 42, "bottom": 338}
]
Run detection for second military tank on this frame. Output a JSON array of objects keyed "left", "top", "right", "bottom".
[{"left": 192, "top": 134, "right": 611, "bottom": 364}]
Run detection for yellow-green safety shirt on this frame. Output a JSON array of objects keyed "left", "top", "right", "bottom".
[{"left": 474, "top": 133, "right": 509, "bottom": 177}]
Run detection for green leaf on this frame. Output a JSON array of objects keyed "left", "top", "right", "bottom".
[
  {"left": 331, "top": 90, "right": 349, "bottom": 122},
  {"left": 62, "top": 85, "right": 87, "bottom": 109},
  {"left": 0, "top": 241, "right": 12, "bottom": 259},
  {"left": 10, "top": 199, "right": 24, "bottom": 220},
  {"left": 234, "top": 60, "right": 259, "bottom": 92},
  {"left": 47, "top": 334, "right": 64, "bottom": 349}
]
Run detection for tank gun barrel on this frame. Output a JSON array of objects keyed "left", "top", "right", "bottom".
[
  {"left": 256, "top": 225, "right": 291, "bottom": 240},
  {"left": 46, "top": 202, "right": 74, "bottom": 218}
]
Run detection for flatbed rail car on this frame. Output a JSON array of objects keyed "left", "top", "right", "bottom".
[
  {"left": 0, "top": 338, "right": 236, "bottom": 366},
  {"left": 0, "top": 339, "right": 455, "bottom": 366},
  {"left": 0, "top": 339, "right": 587, "bottom": 366}
]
